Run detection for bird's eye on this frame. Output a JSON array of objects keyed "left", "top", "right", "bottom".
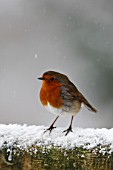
[{"left": 50, "top": 77, "right": 54, "bottom": 81}]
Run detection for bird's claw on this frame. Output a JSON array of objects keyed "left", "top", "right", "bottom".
[
  {"left": 63, "top": 126, "right": 73, "bottom": 136},
  {"left": 44, "top": 125, "right": 56, "bottom": 135}
]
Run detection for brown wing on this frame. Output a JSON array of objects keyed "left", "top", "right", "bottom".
[
  {"left": 61, "top": 80, "right": 97, "bottom": 113},
  {"left": 75, "top": 90, "right": 97, "bottom": 112}
]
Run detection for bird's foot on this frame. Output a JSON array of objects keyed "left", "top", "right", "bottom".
[
  {"left": 44, "top": 125, "right": 56, "bottom": 135},
  {"left": 63, "top": 125, "right": 73, "bottom": 136}
]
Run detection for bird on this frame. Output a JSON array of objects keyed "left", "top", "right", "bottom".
[{"left": 38, "top": 71, "right": 97, "bottom": 135}]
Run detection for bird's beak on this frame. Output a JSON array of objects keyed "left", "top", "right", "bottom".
[{"left": 38, "top": 77, "right": 45, "bottom": 80}]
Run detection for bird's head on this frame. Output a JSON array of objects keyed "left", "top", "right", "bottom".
[{"left": 38, "top": 71, "right": 69, "bottom": 86}]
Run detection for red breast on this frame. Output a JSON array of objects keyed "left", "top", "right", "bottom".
[{"left": 38, "top": 74, "right": 64, "bottom": 109}]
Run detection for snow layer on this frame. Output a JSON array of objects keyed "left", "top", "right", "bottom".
[{"left": 0, "top": 124, "right": 113, "bottom": 153}]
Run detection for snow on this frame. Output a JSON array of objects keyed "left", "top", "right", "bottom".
[
  {"left": 0, "top": 124, "right": 113, "bottom": 154},
  {"left": 34, "top": 53, "right": 38, "bottom": 59}
]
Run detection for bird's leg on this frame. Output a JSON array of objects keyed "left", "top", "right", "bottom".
[
  {"left": 63, "top": 116, "right": 74, "bottom": 136},
  {"left": 44, "top": 116, "right": 59, "bottom": 134}
]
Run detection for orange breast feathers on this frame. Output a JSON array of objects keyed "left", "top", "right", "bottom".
[{"left": 40, "top": 81, "right": 63, "bottom": 108}]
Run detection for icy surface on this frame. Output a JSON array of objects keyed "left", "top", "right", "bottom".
[{"left": 0, "top": 124, "right": 113, "bottom": 153}]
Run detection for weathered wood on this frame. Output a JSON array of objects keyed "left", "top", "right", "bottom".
[{"left": 0, "top": 146, "right": 113, "bottom": 170}]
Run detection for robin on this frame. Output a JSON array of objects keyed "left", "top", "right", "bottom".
[{"left": 38, "top": 71, "right": 97, "bottom": 135}]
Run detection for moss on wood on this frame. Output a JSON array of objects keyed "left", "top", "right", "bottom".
[{"left": 0, "top": 145, "right": 113, "bottom": 170}]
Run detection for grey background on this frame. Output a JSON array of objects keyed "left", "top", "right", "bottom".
[{"left": 0, "top": 0, "right": 113, "bottom": 128}]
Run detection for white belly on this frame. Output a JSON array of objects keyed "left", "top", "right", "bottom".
[
  {"left": 45, "top": 102, "right": 64, "bottom": 116},
  {"left": 45, "top": 102, "right": 78, "bottom": 116}
]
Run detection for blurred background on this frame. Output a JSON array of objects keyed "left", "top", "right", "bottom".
[{"left": 0, "top": 0, "right": 113, "bottom": 128}]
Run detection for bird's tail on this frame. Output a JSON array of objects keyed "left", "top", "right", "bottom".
[{"left": 85, "top": 102, "right": 97, "bottom": 113}]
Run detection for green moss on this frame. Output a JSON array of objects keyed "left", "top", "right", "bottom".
[{"left": 0, "top": 145, "right": 113, "bottom": 170}]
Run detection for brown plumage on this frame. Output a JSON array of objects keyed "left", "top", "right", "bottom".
[{"left": 38, "top": 71, "right": 97, "bottom": 135}]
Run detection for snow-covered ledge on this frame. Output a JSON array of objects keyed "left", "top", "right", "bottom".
[
  {"left": 0, "top": 124, "right": 113, "bottom": 169},
  {"left": 0, "top": 124, "right": 113, "bottom": 152}
]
